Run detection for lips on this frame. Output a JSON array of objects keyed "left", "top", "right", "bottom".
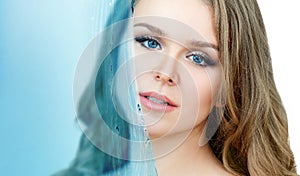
[{"left": 139, "top": 92, "right": 178, "bottom": 112}]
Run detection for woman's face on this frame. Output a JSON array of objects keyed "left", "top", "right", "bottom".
[{"left": 133, "top": 0, "right": 222, "bottom": 139}]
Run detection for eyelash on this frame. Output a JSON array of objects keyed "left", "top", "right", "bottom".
[
  {"left": 134, "top": 36, "right": 216, "bottom": 67},
  {"left": 135, "top": 36, "right": 162, "bottom": 50},
  {"left": 185, "top": 52, "right": 216, "bottom": 67}
]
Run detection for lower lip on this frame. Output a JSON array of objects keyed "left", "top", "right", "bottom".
[{"left": 139, "top": 95, "right": 177, "bottom": 112}]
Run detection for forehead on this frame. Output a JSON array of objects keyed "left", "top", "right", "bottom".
[{"left": 134, "top": 0, "right": 217, "bottom": 46}]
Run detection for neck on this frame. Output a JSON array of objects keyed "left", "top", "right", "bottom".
[{"left": 151, "top": 124, "right": 221, "bottom": 176}]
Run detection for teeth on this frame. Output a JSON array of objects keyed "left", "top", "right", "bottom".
[{"left": 147, "top": 96, "right": 168, "bottom": 105}]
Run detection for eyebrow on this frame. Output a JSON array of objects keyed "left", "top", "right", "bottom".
[
  {"left": 134, "top": 23, "right": 166, "bottom": 36},
  {"left": 190, "top": 40, "right": 219, "bottom": 51},
  {"left": 134, "top": 22, "right": 219, "bottom": 51}
]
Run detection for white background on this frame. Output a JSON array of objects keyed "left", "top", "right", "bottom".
[{"left": 258, "top": 0, "right": 300, "bottom": 171}]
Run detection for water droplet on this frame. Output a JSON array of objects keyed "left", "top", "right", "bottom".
[
  {"left": 144, "top": 138, "right": 150, "bottom": 147},
  {"left": 143, "top": 128, "right": 149, "bottom": 138},
  {"left": 137, "top": 104, "right": 141, "bottom": 112}
]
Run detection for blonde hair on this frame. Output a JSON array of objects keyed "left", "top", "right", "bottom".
[{"left": 202, "top": 0, "right": 298, "bottom": 175}]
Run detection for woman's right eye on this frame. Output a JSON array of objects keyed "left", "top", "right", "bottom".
[{"left": 134, "top": 36, "right": 162, "bottom": 50}]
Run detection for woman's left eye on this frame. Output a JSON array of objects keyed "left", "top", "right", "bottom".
[
  {"left": 186, "top": 53, "right": 215, "bottom": 67},
  {"left": 135, "top": 36, "right": 162, "bottom": 50}
]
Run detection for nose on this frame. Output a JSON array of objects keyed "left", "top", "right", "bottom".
[
  {"left": 153, "top": 54, "right": 179, "bottom": 86},
  {"left": 154, "top": 72, "right": 177, "bottom": 86}
]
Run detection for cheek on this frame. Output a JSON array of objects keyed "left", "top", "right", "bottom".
[
  {"left": 169, "top": 71, "right": 209, "bottom": 132},
  {"left": 191, "top": 66, "right": 223, "bottom": 108},
  {"left": 196, "top": 75, "right": 214, "bottom": 109},
  {"left": 179, "top": 67, "right": 220, "bottom": 128},
  {"left": 136, "top": 74, "right": 154, "bottom": 91}
]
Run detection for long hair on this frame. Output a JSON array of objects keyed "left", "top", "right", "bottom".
[{"left": 201, "top": 0, "right": 298, "bottom": 175}]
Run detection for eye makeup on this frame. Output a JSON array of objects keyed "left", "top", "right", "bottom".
[
  {"left": 134, "top": 33, "right": 218, "bottom": 67},
  {"left": 185, "top": 51, "right": 217, "bottom": 67},
  {"left": 134, "top": 35, "right": 163, "bottom": 50}
]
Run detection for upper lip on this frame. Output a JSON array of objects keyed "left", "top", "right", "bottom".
[{"left": 139, "top": 91, "right": 178, "bottom": 107}]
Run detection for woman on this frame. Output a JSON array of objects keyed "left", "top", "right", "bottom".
[{"left": 54, "top": 0, "right": 298, "bottom": 175}]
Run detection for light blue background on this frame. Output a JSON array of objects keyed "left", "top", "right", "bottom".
[{"left": 0, "top": 0, "right": 99, "bottom": 175}]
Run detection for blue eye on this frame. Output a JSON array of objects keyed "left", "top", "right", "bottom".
[
  {"left": 135, "top": 36, "right": 161, "bottom": 50},
  {"left": 145, "top": 39, "right": 159, "bottom": 49},
  {"left": 186, "top": 52, "right": 215, "bottom": 67},
  {"left": 191, "top": 55, "right": 204, "bottom": 64}
]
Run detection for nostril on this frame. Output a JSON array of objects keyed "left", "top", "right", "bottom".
[{"left": 154, "top": 74, "right": 176, "bottom": 85}]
